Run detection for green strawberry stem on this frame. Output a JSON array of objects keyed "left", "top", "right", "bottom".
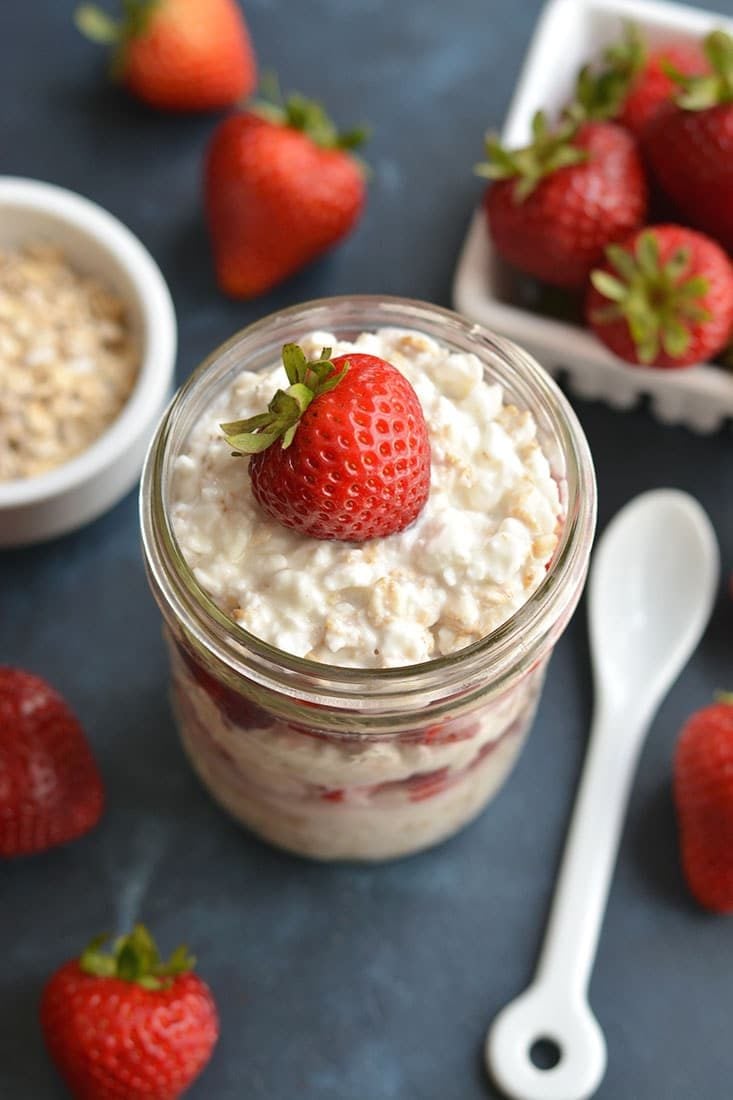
[
  {"left": 80, "top": 924, "right": 195, "bottom": 991},
  {"left": 221, "top": 344, "right": 349, "bottom": 455},
  {"left": 252, "top": 73, "right": 369, "bottom": 152},
  {"left": 565, "top": 21, "right": 646, "bottom": 124},
  {"left": 75, "top": 1, "right": 159, "bottom": 76},
  {"left": 475, "top": 111, "right": 587, "bottom": 201},
  {"left": 716, "top": 692, "right": 733, "bottom": 705},
  {"left": 590, "top": 231, "right": 710, "bottom": 363},
  {"left": 667, "top": 29, "right": 733, "bottom": 109}
]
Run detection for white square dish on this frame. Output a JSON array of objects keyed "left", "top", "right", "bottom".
[{"left": 452, "top": 0, "right": 733, "bottom": 433}]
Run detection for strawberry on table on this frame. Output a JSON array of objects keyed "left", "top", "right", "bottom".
[
  {"left": 0, "top": 667, "right": 104, "bottom": 857},
  {"left": 477, "top": 113, "right": 647, "bottom": 289},
  {"left": 41, "top": 925, "right": 219, "bottom": 1099},
  {"left": 205, "top": 93, "right": 368, "bottom": 298},
  {"left": 644, "top": 30, "right": 733, "bottom": 253},
  {"left": 220, "top": 343, "right": 431, "bottom": 541},
  {"left": 75, "top": 0, "right": 256, "bottom": 112},
  {"left": 674, "top": 696, "right": 733, "bottom": 913},
  {"left": 586, "top": 225, "right": 733, "bottom": 368}
]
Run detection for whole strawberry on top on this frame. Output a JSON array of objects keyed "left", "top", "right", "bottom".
[
  {"left": 220, "top": 343, "right": 430, "bottom": 541},
  {"left": 674, "top": 695, "right": 733, "bottom": 913},
  {"left": 75, "top": 0, "right": 256, "bottom": 112},
  {"left": 568, "top": 23, "right": 708, "bottom": 138},
  {"left": 477, "top": 112, "right": 647, "bottom": 289},
  {"left": 206, "top": 92, "right": 368, "bottom": 298},
  {"left": 644, "top": 30, "right": 733, "bottom": 253},
  {"left": 0, "top": 667, "right": 104, "bottom": 857},
  {"left": 587, "top": 225, "right": 733, "bottom": 367},
  {"left": 41, "top": 925, "right": 218, "bottom": 1099}
]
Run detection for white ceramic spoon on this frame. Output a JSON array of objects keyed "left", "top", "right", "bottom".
[{"left": 487, "top": 489, "right": 719, "bottom": 1100}]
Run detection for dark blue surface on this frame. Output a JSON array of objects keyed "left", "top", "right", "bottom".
[{"left": 2, "top": 2, "right": 732, "bottom": 1097}]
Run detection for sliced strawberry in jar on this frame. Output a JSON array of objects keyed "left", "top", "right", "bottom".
[
  {"left": 406, "top": 767, "right": 451, "bottom": 801},
  {"left": 319, "top": 788, "right": 346, "bottom": 802},
  {"left": 176, "top": 642, "right": 271, "bottom": 729}
]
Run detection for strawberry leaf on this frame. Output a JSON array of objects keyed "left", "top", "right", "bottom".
[
  {"left": 662, "top": 318, "right": 691, "bottom": 357},
  {"left": 475, "top": 113, "right": 587, "bottom": 200},
  {"left": 591, "top": 230, "right": 712, "bottom": 363},
  {"left": 221, "top": 346, "right": 350, "bottom": 456},
  {"left": 79, "top": 925, "right": 194, "bottom": 989},
  {"left": 606, "top": 243, "right": 638, "bottom": 280},
  {"left": 252, "top": 81, "right": 370, "bottom": 152},
  {"left": 74, "top": 4, "right": 121, "bottom": 44},
  {"left": 590, "top": 271, "right": 627, "bottom": 301},
  {"left": 565, "top": 22, "right": 645, "bottom": 123},
  {"left": 672, "top": 29, "right": 733, "bottom": 108}
]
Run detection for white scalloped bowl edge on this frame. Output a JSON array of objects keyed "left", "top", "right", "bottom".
[
  {"left": 0, "top": 177, "right": 177, "bottom": 546},
  {"left": 453, "top": 0, "right": 733, "bottom": 434}
]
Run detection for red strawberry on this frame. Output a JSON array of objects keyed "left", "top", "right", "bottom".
[
  {"left": 644, "top": 30, "right": 733, "bottom": 253},
  {"left": 673, "top": 696, "right": 733, "bottom": 913},
  {"left": 619, "top": 41, "right": 708, "bottom": 138},
  {"left": 75, "top": 0, "right": 256, "bottom": 112},
  {"left": 205, "top": 95, "right": 368, "bottom": 298},
  {"left": 41, "top": 925, "right": 219, "bottom": 1099},
  {"left": 587, "top": 225, "right": 733, "bottom": 367},
  {"left": 568, "top": 24, "right": 708, "bottom": 138},
  {"left": 478, "top": 113, "right": 647, "bottom": 289},
  {"left": 0, "top": 667, "right": 104, "bottom": 857},
  {"left": 220, "top": 343, "right": 430, "bottom": 541}
]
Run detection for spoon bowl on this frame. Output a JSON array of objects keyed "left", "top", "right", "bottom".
[{"left": 588, "top": 490, "right": 720, "bottom": 719}]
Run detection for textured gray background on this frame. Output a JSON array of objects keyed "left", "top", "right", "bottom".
[{"left": 1, "top": 1, "right": 732, "bottom": 1097}]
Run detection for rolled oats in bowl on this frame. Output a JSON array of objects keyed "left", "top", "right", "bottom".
[{"left": 0, "top": 243, "right": 140, "bottom": 482}]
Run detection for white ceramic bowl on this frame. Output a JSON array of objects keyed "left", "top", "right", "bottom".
[
  {"left": 453, "top": 0, "right": 733, "bottom": 434},
  {"left": 0, "top": 176, "right": 177, "bottom": 546}
]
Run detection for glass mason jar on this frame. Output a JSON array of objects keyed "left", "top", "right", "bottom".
[{"left": 140, "top": 297, "right": 596, "bottom": 862}]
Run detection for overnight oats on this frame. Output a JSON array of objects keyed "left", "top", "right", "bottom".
[{"left": 141, "top": 297, "right": 596, "bottom": 860}]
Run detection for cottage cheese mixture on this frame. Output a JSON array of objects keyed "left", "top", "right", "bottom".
[{"left": 171, "top": 328, "right": 561, "bottom": 669}]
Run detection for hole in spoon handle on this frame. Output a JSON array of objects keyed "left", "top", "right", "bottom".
[{"left": 487, "top": 989, "right": 607, "bottom": 1100}]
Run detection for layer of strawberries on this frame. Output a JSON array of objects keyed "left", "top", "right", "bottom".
[
  {"left": 480, "top": 24, "right": 733, "bottom": 370},
  {"left": 175, "top": 638, "right": 533, "bottom": 805},
  {"left": 3, "top": 3, "right": 733, "bottom": 1099}
]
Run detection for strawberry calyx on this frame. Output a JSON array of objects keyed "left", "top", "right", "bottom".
[
  {"left": 475, "top": 111, "right": 588, "bottom": 201},
  {"left": 716, "top": 692, "right": 733, "bottom": 705},
  {"left": 221, "top": 343, "right": 349, "bottom": 455},
  {"left": 590, "top": 230, "right": 710, "bottom": 363},
  {"left": 668, "top": 29, "right": 733, "bottom": 109},
  {"left": 251, "top": 74, "right": 369, "bottom": 152},
  {"left": 79, "top": 924, "right": 195, "bottom": 991},
  {"left": 565, "top": 22, "right": 646, "bottom": 124},
  {"left": 75, "top": 0, "right": 158, "bottom": 74}
]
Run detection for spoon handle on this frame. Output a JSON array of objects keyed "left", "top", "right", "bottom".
[{"left": 536, "top": 706, "right": 646, "bottom": 996}]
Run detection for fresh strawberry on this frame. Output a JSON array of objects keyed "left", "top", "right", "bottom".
[
  {"left": 75, "top": 0, "right": 256, "bottom": 112},
  {"left": 41, "top": 925, "right": 219, "bottom": 1099},
  {"left": 205, "top": 94, "right": 368, "bottom": 298},
  {"left": 644, "top": 30, "right": 733, "bottom": 253},
  {"left": 220, "top": 343, "right": 430, "bottom": 541},
  {"left": 673, "top": 696, "right": 733, "bottom": 913},
  {"left": 568, "top": 24, "right": 708, "bottom": 138},
  {"left": 587, "top": 225, "right": 733, "bottom": 367},
  {"left": 0, "top": 667, "right": 104, "bottom": 857},
  {"left": 620, "top": 41, "right": 708, "bottom": 137},
  {"left": 477, "top": 113, "right": 647, "bottom": 289}
]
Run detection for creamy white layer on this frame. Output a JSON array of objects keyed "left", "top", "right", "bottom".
[{"left": 170, "top": 328, "right": 561, "bottom": 668}]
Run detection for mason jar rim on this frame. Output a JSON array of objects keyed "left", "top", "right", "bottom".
[{"left": 140, "top": 295, "right": 596, "bottom": 711}]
